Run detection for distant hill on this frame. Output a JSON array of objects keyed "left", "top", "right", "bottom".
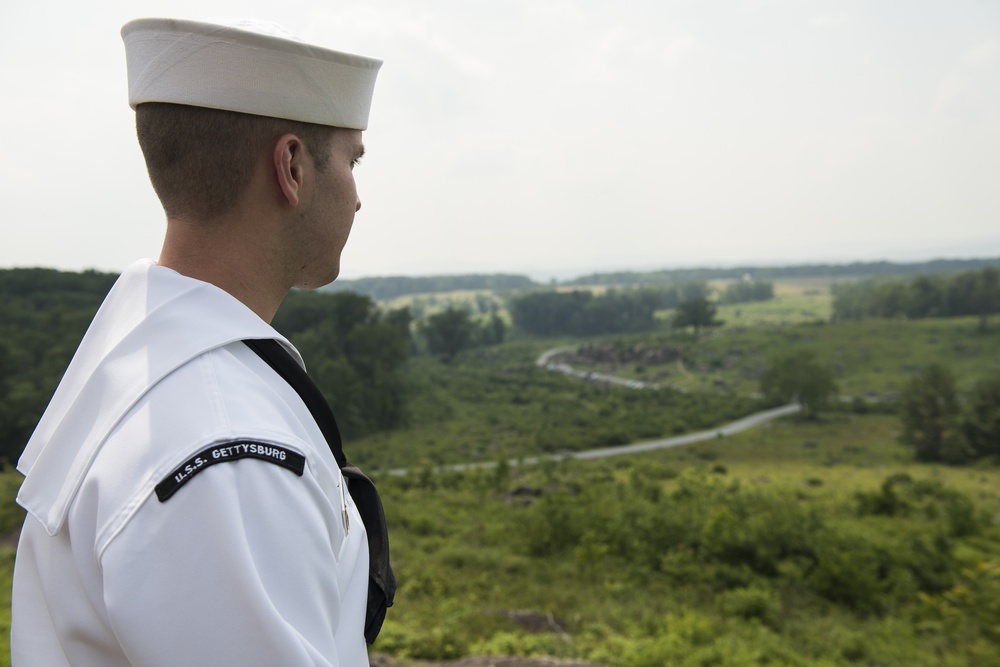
[
  {"left": 323, "top": 258, "right": 1000, "bottom": 300},
  {"left": 563, "top": 258, "right": 1000, "bottom": 287},
  {"left": 320, "top": 274, "right": 536, "bottom": 300}
]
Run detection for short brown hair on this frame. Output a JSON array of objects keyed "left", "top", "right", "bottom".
[{"left": 135, "top": 103, "right": 336, "bottom": 220}]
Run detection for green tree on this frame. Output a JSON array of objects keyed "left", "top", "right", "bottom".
[
  {"left": 759, "top": 349, "right": 837, "bottom": 417},
  {"left": 672, "top": 297, "right": 722, "bottom": 336},
  {"left": 480, "top": 312, "right": 506, "bottom": 346},
  {"left": 272, "top": 290, "right": 412, "bottom": 438},
  {"left": 962, "top": 375, "right": 1000, "bottom": 459},
  {"left": 422, "top": 307, "right": 476, "bottom": 362},
  {"left": 899, "top": 363, "right": 969, "bottom": 463}
]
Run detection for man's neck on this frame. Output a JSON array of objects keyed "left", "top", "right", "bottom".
[{"left": 158, "top": 217, "right": 290, "bottom": 323}]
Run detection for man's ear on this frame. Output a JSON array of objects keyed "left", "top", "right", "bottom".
[{"left": 274, "top": 133, "right": 305, "bottom": 206}]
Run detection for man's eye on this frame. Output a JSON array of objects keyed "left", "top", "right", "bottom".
[{"left": 351, "top": 157, "right": 363, "bottom": 169}]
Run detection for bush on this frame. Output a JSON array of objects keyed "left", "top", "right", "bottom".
[
  {"left": 919, "top": 560, "right": 1000, "bottom": 647},
  {"left": 808, "top": 526, "right": 891, "bottom": 613},
  {"left": 719, "top": 586, "right": 782, "bottom": 629}
]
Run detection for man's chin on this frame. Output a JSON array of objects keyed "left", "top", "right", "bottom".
[{"left": 295, "top": 264, "right": 341, "bottom": 290}]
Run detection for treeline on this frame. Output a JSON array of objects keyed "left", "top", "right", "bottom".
[
  {"left": 322, "top": 273, "right": 534, "bottom": 300},
  {"left": 506, "top": 281, "right": 771, "bottom": 337},
  {"left": 509, "top": 284, "right": 708, "bottom": 336},
  {"left": 0, "top": 268, "right": 416, "bottom": 463},
  {"left": 566, "top": 257, "right": 1000, "bottom": 287},
  {"left": 832, "top": 268, "right": 1000, "bottom": 326},
  {"left": 718, "top": 279, "right": 774, "bottom": 304},
  {"left": 0, "top": 268, "right": 118, "bottom": 465}
]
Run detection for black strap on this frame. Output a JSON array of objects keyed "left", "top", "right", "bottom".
[
  {"left": 243, "top": 339, "right": 347, "bottom": 468},
  {"left": 242, "top": 338, "right": 395, "bottom": 645}
]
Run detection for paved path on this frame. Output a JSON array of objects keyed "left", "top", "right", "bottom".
[
  {"left": 383, "top": 345, "right": 800, "bottom": 475},
  {"left": 566, "top": 402, "right": 800, "bottom": 461},
  {"left": 386, "top": 403, "right": 799, "bottom": 475},
  {"left": 530, "top": 347, "right": 799, "bottom": 460},
  {"left": 535, "top": 347, "right": 660, "bottom": 389}
]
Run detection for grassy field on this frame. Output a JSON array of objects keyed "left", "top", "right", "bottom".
[
  {"left": 714, "top": 276, "right": 840, "bottom": 327},
  {"left": 638, "top": 412, "right": 999, "bottom": 508}
]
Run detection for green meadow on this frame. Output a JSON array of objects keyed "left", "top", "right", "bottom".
[{"left": 713, "top": 276, "right": 837, "bottom": 327}]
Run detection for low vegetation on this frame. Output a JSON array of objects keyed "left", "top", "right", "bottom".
[
  {"left": 1, "top": 262, "right": 998, "bottom": 666},
  {"left": 349, "top": 346, "right": 762, "bottom": 472},
  {"left": 373, "top": 414, "right": 1000, "bottom": 666}
]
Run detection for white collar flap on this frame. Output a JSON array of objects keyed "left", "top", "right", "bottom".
[{"left": 16, "top": 260, "right": 301, "bottom": 535}]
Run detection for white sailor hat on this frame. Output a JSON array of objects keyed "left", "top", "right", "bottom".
[{"left": 121, "top": 18, "right": 382, "bottom": 130}]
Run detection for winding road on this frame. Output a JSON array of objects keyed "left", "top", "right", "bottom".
[{"left": 386, "top": 349, "right": 800, "bottom": 475}]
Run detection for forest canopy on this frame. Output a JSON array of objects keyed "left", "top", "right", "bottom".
[{"left": 0, "top": 269, "right": 412, "bottom": 464}]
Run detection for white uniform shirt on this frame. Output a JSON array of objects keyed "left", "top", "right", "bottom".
[{"left": 11, "top": 260, "right": 370, "bottom": 667}]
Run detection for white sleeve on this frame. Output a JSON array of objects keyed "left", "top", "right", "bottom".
[{"left": 99, "top": 454, "right": 368, "bottom": 667}]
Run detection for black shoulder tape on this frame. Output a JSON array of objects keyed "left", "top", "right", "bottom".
[{"left": 156, "top": 441, "right": 306, "bottom": 502}]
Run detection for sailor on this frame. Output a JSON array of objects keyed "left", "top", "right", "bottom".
[{"left": 11, "top": 17, "right": 391, "bottom": 667}]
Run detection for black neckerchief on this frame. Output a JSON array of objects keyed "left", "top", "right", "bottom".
[{"left": 243, "top": 338, "right": 395, "bottom": 645}]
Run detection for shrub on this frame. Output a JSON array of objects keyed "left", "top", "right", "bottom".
[{"left": 719, "top": 585, "right": 782, "bottom": 629}]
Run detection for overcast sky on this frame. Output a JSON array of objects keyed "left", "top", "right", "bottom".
[{"left": 1, "top": 0, "right": 998, "bottom": 280}]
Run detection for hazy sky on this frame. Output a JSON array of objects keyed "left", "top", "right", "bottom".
[{"left": 1, "top": 0, "right": 998, "bottom": 280}]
